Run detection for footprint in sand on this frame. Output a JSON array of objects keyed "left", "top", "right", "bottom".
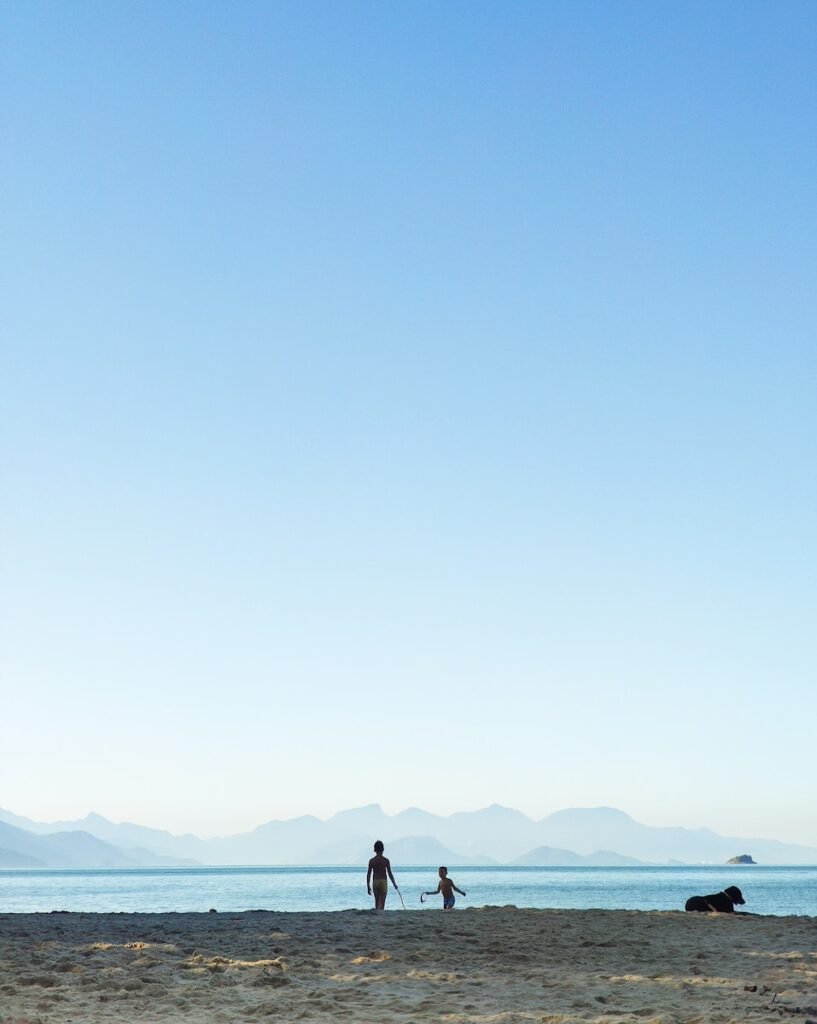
[
  {"left": 351, "top": 951, "right": 391, "bottom": 964},
  {"left": 53, "top": 960, "right": 83, "bottom": 973},
  {"left": 20, "top": 975, "right": 59, "bottom": 988},
  {"left": 251, "top": 972, "right": 289, "bottom": 988}
]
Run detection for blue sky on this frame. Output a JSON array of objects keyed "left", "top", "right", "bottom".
[{"left": 2, "top": 1, "right": 816, "bottom": 845}]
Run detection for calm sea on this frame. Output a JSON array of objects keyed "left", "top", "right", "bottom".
[{"left": 1, "top": 866, "right": 815, "bottom": 916}]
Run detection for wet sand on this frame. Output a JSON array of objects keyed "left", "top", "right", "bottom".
[{"left": 1, "top": 907, "right": 815, "bottom": 1022}]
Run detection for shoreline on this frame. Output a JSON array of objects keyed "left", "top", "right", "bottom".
[{"left": 2, "top": 908, "right": 816, "bottom": 1022}]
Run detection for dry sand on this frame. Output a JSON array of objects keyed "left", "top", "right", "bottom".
[{"left": 1, "top": 908, "right": 815, "bottom": 1023}]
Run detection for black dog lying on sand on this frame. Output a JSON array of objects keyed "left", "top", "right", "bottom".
[{"left": 685, "top": 885, "right": 745, "bottom": 912}]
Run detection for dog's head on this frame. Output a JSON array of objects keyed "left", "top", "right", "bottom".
[{"left": 724, "top": 885, "right": 745, "bottom": 905}]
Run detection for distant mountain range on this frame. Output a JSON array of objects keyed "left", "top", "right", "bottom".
[
  {"left": 2, "top": 804, "right": 816, "bottom": 869},
  {"left": 0, "top": 819, "right": 194, "bottom": 869}
]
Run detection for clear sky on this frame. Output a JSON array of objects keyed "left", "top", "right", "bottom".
[{"left": 2, "top": 1, "right": 816, "bottom": 846}]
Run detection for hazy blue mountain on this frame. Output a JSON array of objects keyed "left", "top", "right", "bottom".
[
  {"left": 512, "top": 845, "right": 587, "bottom": 866},
  {"left": 0, "top": 846, "right": 43, "bottom": 868},
  {"left": 514, "top": 845, "right": 645, "bottom": 866},
  {"left": 328, "top": 804, "right": 391, "bottom": 834},
  {"left": 196, "top": 816, "right": 501, "bottom": 866},
  {"left": 306, "top": 833, "right": 492, "bottom": 867},
  {"left": 0, "top": 808, "right": 53, "bottom": 834},
  {"left": 391, "top": 806, "right": 447, "bottom": 835},
  {"left": 0, "top": 820, "right": 137, "bottom": 868},
  {"left": 314, "top": 803, "right": 543, "bottom": 862},
  {"left": 582, "top": 849, "right": 645, "bottom": 866},
  {"left": 536, "top": 807, "right": 817, "bottom": 865},
  {"left": 59, "top": 813, "right": 206, "bottom": 861},
  {"left": 538, "top": 807, "right": 638, "bottom": 854},
  {"left": 444, "top": 804, "right": 542, "bottom": 861},
  {"left": 0, "top": 818, "right": 197, "bottom": 867},
  {"left": 385, "top": 835, "right": 494, "bottom": 867},
  {"left": 4, "top": 803, "right": 816, "bottom": 866},
  {"left": 207, "top": 815, "right": 335, "bottom": 865},
  {"left": 307, "top": 834, "right": 376, "bottom": 865},
  {"left": 208, "top": 806, "right": 814, "bottom": 865},
  {"left": 0, "top": 807, "right": 204, "bottom": 861}
]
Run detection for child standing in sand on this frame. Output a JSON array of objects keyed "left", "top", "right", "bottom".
[
  {"left": 366, "top": 840, "right": 398, "bottom": 910},
  {"left": 422, "top": 866, "right": 466, "bottom": 910}
]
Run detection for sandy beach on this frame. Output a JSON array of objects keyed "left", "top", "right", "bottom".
[{"left": 1, "top": 907, "right": 815, "bottom": 1023}]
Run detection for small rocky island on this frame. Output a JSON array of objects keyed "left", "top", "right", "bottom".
[{"left": 726, "top": 853, "right": 757, "bottom": 864}]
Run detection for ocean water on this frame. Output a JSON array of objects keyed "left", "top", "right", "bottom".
[{"left": 1, "top": 865, "right": 815, "bottom": 916}]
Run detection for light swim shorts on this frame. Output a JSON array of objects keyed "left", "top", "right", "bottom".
[{"left": 372, "top": 879, "right": 388, "bottom": 894}]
